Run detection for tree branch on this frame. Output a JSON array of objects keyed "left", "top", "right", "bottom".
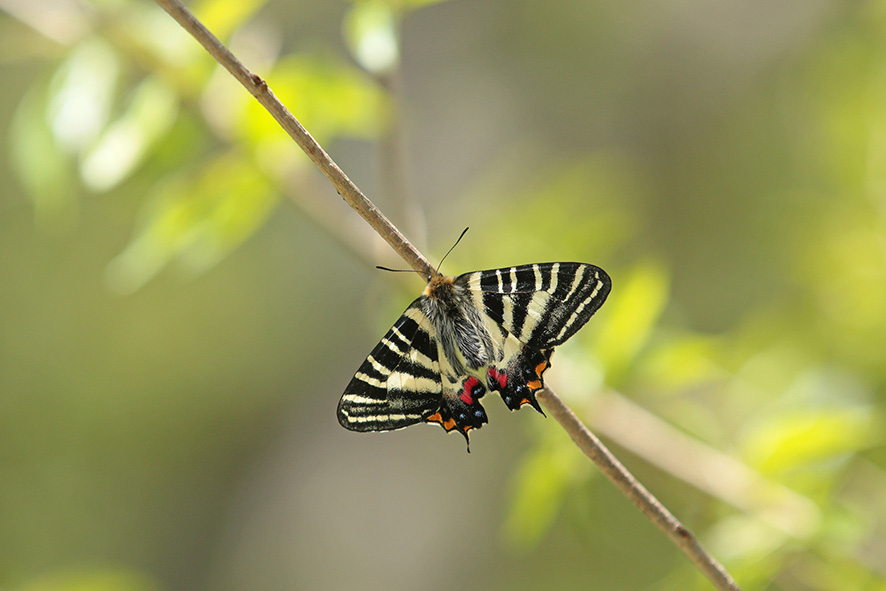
[
  {"left": 537, "top": 387, "right": 741, "bottom": 591},
  {"left": 154, "top": 2, "right": 743, "bottom": 589},
  {"left": 154, "top": 0, "right": 433, "bottom": 279},
  {"left": 588, "top": 389, "right": 819, "bottom": 538}
]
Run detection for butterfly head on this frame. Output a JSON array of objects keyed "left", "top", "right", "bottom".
[{"left": 422, "top": 273, "right": 455, "bottom": 298}]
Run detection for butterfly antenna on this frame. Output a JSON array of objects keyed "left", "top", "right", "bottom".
[{"left": 436, "top": 227, "right": 469, "bottom": 275}]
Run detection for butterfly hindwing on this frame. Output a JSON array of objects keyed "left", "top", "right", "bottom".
[
  {"left": 484, "top": 335, "right": 553, "bottom": 414},
  {"left": 338, "top": 261, "right": 611, "bottom": 448},
  {"left": 425, "top": 373, "right": 489, "bottom": 438},
  {"left": 337, "top": 301, "right": 443, "bottom": 432}
]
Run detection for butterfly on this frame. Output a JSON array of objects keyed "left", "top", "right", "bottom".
[{"left": 337, "top": 262, "right": 611, "bottom": 450}]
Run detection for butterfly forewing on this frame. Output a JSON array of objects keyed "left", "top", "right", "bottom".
[
  {"left": 338, "top": 261, "right": 611, "bottom": 447},
  {"left": 460, "top": 262, "right": 610, "bottom": 349},
  {"left": 337, "top": 301, "right": 442, "bottom": 431}
]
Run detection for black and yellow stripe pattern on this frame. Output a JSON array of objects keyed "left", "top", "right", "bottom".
[{"left": 337, "top": 262, "right": 610, "bottom": 448}]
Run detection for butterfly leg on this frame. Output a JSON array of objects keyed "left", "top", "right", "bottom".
[{"left": 486, "top": 346, "right": 552, "bottom": 415}]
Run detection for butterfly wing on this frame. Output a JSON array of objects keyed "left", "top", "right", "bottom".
[
  {"left": 462, "top": 262, "right": 611, "bottom": 349},
  {"left": 425, "top": 364, "right": 489, "bottom": 445},
  {"left": 457, "top": 262, "right": 611, "bottom": 411},
  {"left": 337, "top": 299, "right": 443, "bottom": 432},
  {"left": 338, "top": 262, "right": 610, "bottom": 446}
]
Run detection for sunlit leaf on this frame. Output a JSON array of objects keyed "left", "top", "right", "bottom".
[
  {"left": 106, "top": 153, "right": 276, "bottom": 293},
  {"left": 738, "top": 366, "right": 877, "bottom": 483},
  {"left": 15, "top": 568, "right": 158, "bottom": 591},
  {"left": 640, "top": 333, "right": 722, "bottom": 390},
  {"left": 740, "top": 407, "right": 874, "bottom": 477},
  {"left": 9, "top": 37, "right": 121, "bottom": 229},
  {"left": 397, "top": 0, "right": 452, "bottom": 6},
  {"left": 594, "top": 260, "right": 670, "bottom": 384},
  {"left": 502, "top": 432, "right": 590, "bottom": 551},
  {"left": 794, "top": 209, "right": 886, "bottom": 374},
  {"left": 194, "top": 0, "right": 270, "bottom": 41},
  {"left": 238, "top": 54, "right": 389, "bottom": 148},
  {"left": 47, "top": 38, "right": 119, "bottom": 153},
  {"left": 9, "top": 85, "right": 78, "bottom": 231},
  {"left": 343, "top": 0, "right": 453, "bottom": 9},
  {"left": 81, "top": 75, "right": 179, "bottom": 191},
  {"left": 343, "top": 2, "right": 400, "bottom": 74},
  {"left": 122, "top": 3, "right": 205, "bottom": 75}
]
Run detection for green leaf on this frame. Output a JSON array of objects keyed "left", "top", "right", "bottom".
[
  {"left": 15, "top": 568, "right": 158, "bottom": 591},
  {"left": 194, "top": 0, "right": 270, "bottom": 41},
  {"left": 237, "top": 54, "right": 389, "bottom": 150},
  {"left": 594, "top": 260, "right": 670, "bottom": 384},
  {"left": 343, "top": 0, "right": 453, "bottom": 9},
  {"left": 8, "top": 85, "right": 78, "bottom": 231},
  {"left": 9, "top": 37, "right": 122, "bottom": 229},
  {"left": 741, "top": 407, "right": 874, "bottom": 476},
  {"left": 343, "top": 2, "right": 400, "bottom": 74},
  {"left": 81, "top": 75, "right": 179, "bottom": 191},
  {"left": 47, "top": 38, "right": 120, "bottom": 153},
  {"left": 502, "top": 432, "right": 589, "bottom": 551},
  {"left": 737, "top": 367, "right": 878, "bottom": 486},
  {"left": 106, "top": 153, "right": 276, "bottom": 293},
  {"left": 641, "top": 333, "right": 722, "bottom": 390}
]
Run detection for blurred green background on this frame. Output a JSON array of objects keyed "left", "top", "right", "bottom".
[{"left": 1, "top": 0, "right": 885, "bottom": 589}]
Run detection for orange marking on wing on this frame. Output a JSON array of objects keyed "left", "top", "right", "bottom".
[
  {"left": 426, "top": 412, "right": 442, "bottom": 424},
  {"left": 527, "top": 379, "right": 542, "bottom": 390},
  {"left": 535, "top": 361, "right": 548, "bottom": 376},
  {"left": 443, "top": 418, "right": 457, "bottom": 431}
]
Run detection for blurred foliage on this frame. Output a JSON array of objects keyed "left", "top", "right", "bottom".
[
  {"left": 14, "top": 569, "right": 159, "bottom": 591},
  {"left": 343, "top": 2, "right": 400, "bottom": 74},
  {"left": 7, "top": 0, "right": 389, "bottom": 291},
  {"left": 2, "top": 0, "right": 886, "bottom": 590}
]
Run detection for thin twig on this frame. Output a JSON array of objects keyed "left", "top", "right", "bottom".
[
  {"left": 154, "top": 0, "right": 433, "bottom": 279},
  {"left": 154, "top": 2, "right": 743, "bottom": 589},
  {"left": 537, "top": 387, "right": 741, "bottom": 591},
  {"left": 588, "top": 389, "right": 819, "bottom": 538}
]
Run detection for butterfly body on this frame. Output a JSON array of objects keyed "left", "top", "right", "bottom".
[
  {"left": 421, "top": 274, "right": 493, "bottom": 374},
  {"left": 338, "top": 262, "right": 610, "bottom": 448}
]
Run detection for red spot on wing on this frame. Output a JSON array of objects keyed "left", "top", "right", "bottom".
[
  {"left": 460, "top": 377, "right": 481, "bottom": 405},
  {"left": 486, "top": 367, "right": 508, "bottom": 389}
]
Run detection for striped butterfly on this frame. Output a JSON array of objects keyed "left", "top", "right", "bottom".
[{"left": 337, "top": 262, "right": 611, "bottom": 450}]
